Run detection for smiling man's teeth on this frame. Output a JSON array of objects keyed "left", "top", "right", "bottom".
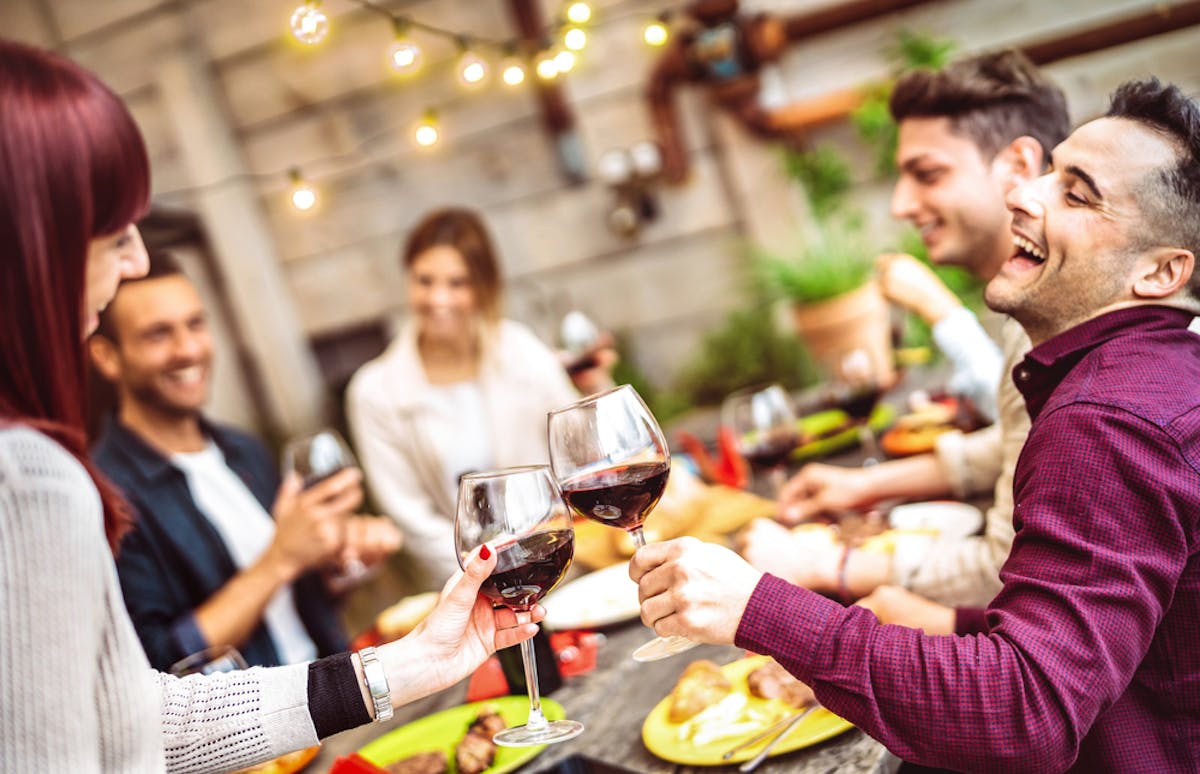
[
  {"left": 167, "top": 366, "right": 202, "bottom": 384},
  {"left": 1012, "top": 235, "right": 1046, "bottom": 261}
]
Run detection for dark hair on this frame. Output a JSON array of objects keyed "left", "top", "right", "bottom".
[
  {"left": 0, "top": 39, "right": 150, "bottom": 553},
  {"left": 890, "top": 50, "right": 1070, "bottom": 161},
  {"left": 94, "top": 250, "right": 185, "bottom": 342},
  {"left": 1106, "top": 78, "right": 1200, "bottom": 299},
  {"left": 403, "top": 207, "right": 502, "bottom": 324}
]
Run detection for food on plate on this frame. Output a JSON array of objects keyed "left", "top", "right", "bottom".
[
  {"left": 746, "top": 659, "right": 816, "bottom": 709},
  {"left": 667, "top": 660, "right": 733, "bottom": 722},
  {"left": 880, "top": 392, "right": 985, "bottom": 457},
  {"left": 455, "top": 710, "right": 506, "bottom": 774},
  {"left": 376, "top": 592, "right": 440, "bottom": 640},
  {"left": 384, "top": 750, "right": 448, "bottom": 774}
]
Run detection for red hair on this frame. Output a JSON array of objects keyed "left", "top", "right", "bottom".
[{"left": 0, "top": 40, "right": 150, "bottom": 553}]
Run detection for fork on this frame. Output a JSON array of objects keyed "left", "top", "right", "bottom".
[
  {"left": 738, "top": 707, "right": 816, "bottom": 772},
  {"left": 720, "top": 704, "right": 819, "bottom": 762}
]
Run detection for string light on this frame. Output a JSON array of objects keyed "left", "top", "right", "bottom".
[
  {"left": 501, "top": 54, "right": 527, "bottom": 86},
  {"left": 565, "top": 2, "right": 592, "bottom": 25},
  {"left": 288, "top": 168, "right": 317, "bottom": 211},
  {"left": 563, "top": 26, "right": 587, "bottom": 51},
  {"left": 535, "top": 50, "right": 559, "bottom": 80},
  {"left": 554, "top": 49, "right": 576, "bottom": 73},
  {"left": 456, "top": 39, "right": 488, "bottom": 86},
  {"left": 414, "top": 111, "right": 440, "bottom": 147},
  {"left": 388, "top": 19, "right": 421, "bottom": 73},
  {"left": 643, "top": 16, "right": 669, "bottom": 47},
  {"left": 289, "top": 1, "right": 329, "bottom": 45}
]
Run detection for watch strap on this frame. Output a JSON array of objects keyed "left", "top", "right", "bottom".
[{"left": 357, "top": 646, "right": 393, "bottom": 723}]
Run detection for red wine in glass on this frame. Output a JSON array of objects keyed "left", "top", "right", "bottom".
[
  {"left": 560, "top": 461, "right": 670, "bottom": 531},
  {"left": 741, "top": 434, "right": 799, "bottom": 471},
  {"left": 481, "top": 530, "right": 575, "bottom": 611}
]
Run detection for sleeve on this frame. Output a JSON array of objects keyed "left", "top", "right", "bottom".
[
  {"left": 931, "top": 306, "right": 1003, "bottom": 422},
  {"left": 159, "top": 663, "right": 319, "bottom": 773},
  {"left": 345, "top": 374, "right": 459, "bottom": 587},
  {"left": 115, "top": 501, "right": 209, "bottom": 671},
  {"left": 736, "top": 405, "right": 1188, "bottom": 773},
  {"left": 0, "top": 448, "right": 110, "bottom": 769}
]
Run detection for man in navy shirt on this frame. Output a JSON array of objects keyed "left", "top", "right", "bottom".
[
  {"left": 90, "top": 253, "right": 400, "bottom": 670},
  {"left": 632, "top": 78, "right": 1200, "bottom": 771}
]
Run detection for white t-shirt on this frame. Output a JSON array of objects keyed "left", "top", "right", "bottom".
[
  {"left": 425, "top": 381, "right": 493, "bottom": 503},
  {"left": 170, "top": 443, "right": 318, "bottom": 665}
]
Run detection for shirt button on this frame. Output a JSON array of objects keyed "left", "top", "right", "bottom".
[{"left": 1016, "top": 368, "right": 1031, "bottom": 382}]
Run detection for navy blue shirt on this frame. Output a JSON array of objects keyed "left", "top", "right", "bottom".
[{"left": 93, "top": 417, "right": 347, "bottom": 670}]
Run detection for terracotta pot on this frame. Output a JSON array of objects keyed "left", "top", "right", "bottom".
[{"left": 790, "top": 280, "right": 895, "bottom": 386}]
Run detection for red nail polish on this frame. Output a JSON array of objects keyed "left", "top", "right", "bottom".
[{"left": 479, "top": 544, "right": 491, "bottom": 560}]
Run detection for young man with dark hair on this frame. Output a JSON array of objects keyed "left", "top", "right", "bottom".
[
  {"left": 89, "top": 253, "right": 401, "bottom": 670},
  {"left": 634, "top": 78, "right": 1200, "bottom": 772},
  {"left": 744, "top": 51, "right": 1068, "bottom": 624}
]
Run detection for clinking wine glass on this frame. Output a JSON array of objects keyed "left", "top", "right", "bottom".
[
  {"left": 455, "top": 466, "right": 584, "bottom": 747},
  {"left": 721, "top": 384, "right": 800, "bottom": 496},
  {"left": 547, "top": 384, "right": 698, "bottom": 662},
  {"left": 281, "top": 428, "right": 368, "bottom": 592}
]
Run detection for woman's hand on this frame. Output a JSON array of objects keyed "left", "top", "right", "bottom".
[{"left": 378, "top": 545, "right": 543, "bottom": 708}]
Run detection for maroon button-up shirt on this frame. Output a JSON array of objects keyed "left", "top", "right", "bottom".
[{"left": 737, "top": 306, "right": 1200, "bottom": 772}]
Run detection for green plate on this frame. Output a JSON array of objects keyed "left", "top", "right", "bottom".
[
  {"left": 358, "top": 695, "right": 566, "bottom": 773},
  {"left": 791, "top": 403, "right": 896, "bottom": 462}
]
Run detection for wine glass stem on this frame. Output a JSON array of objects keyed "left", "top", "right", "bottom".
[
  {"left": 859, "top": 423, "right": 880, "bottom": 467},
  {"left": 630, "top": 527, "right": 647, "bottom": 549},
  {"left": 519, "top": 628, "right": 549, "bottom": 731},
  {"left": 767, "top": 466, "right": 788, "bottom": 497}
]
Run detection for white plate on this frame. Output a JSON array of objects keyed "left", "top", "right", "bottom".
[
  {"left": 889, "top": 501, "right": 984, "bottom": 540},
  {"left": 542, "top": 562, "right": 640, "bottom": 631}
]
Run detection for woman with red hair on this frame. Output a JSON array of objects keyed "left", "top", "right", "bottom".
[{"left": 0, "top": 39, "right": 542, "bottom": 772}]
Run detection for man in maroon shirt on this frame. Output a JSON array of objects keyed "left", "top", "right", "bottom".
[{"left": 632, "top": 78, "right": 1200, "bottom": 772}]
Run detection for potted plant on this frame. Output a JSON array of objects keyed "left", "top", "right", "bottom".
[{"left": 755, "top": 222, "right": 895, "bottom": 387}]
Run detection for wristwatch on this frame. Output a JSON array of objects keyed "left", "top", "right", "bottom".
[{"left": 357, "top": 646, "right": 393, "bottom": 723}]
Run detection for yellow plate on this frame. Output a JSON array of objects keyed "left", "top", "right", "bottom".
[
  {"left": 642, "top": 656, "right": 853, "bottom": 766},
  {"left": 358, "top": 696, "right": 565, "bottom": 773}
]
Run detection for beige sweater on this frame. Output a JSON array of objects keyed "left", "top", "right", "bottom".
[
  {"left": 346, "top": 319, "right": 578, "bottom": 591},
  {"left": 891, "top": 316, "right": 1032, "bottom": 607},
  {"left": 0, "top": 427, "right": 318, "bottom": 773}
]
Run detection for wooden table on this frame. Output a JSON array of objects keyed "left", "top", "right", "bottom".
[{"left": 309, "top": 619, "right": 897, "bottom": 773}]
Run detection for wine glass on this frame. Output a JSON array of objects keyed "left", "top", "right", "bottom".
[
  {"left": 281, "top": 428, "right": 368, "bottom": 592},
  {"left": 721, "top": 384, "right": 800, "bottom": 496},
  {"left": 455, "top": 466, "right": 584, "bottom": 747},
  {"left": 547, "top": 384, "right": 698, "bottom": 662},
  {"left": 835, "top": 349, "right": 884, "bottom": 467},
  {"left": 169, "top": 644, "right": 249, "bottom": 676}
]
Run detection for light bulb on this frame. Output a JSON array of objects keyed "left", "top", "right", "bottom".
[
  {"left": 288, "top": 169, "right": 317, "bottom": 211},
  {"left": 502, "top": 58, "right": 526, "bottom": 86},
  {"left": 458, "top": 49, "right": 488, "bottom": 86},
  {"left": 563, "top": 27, "right": 586, "bottom": 51},
  {"left": 289, "top": 1, "right": 329, "bottom": 45},
  {"left": 389, "top": 40, "right": 420, "bottom": 72},
  {"left": 566, "top": 2, "right": 592, "bottom": 25},
  {"left": 414, "top": 114, "right": 439, "bottom": 147},
  {"left": 535, "top": 52, "right": 559, "bottom": 80},
  {"left": 554, "top": 49, "right": 576, "bottom": 73},
  {"left": 644, "top": 20, "right": 669, "bottom": 47}
]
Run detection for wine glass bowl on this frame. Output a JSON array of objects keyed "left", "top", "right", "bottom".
[
  {"left": 721, "top": 384, "right": 800, "bottom": 494},
  {"left": 548, "top": 384, "right": 697, "bottom": 662},
  {"left": 455, "top": 466, "right": 584, "bottom": 747}
]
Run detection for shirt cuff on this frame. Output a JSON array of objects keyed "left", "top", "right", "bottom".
[
  {"left": 954, "top": 607, "right": 988, "bottom": 636},
  {"left": 170, "top": 614, "right": 209, "bottom": 663},
  {"left": 734, "top": 574, "right": 844, "bottom": 683},
  {"left": 307, "top": 652, "right": 372, "bottom": 739}
]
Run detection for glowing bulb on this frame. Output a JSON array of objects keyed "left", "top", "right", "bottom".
[
  {"left": 458, "top": 49, "right": 487, "bottom": 86},
  {"left": 502, "top": 59, "right": 526, "bottom": 86},
  {"left": 563, "top": 26, "right": 586, "bottom": 51},
  {"left": 554, "top": 49, "right": 576, "bottom": 73},
  {"left": 414, "top": 114, "right": 439, "bottom": 147},
  {"left": 389, "top": 40, "right": 420, "bottom": 72},
  {"left": 644, "top": 20, "right": 669, "bottom": 47},
  {"left": 566, "top": 2, "right": 592, "bottom": 24},
  {"left": 535, "top": 52, "right": 559, "bottom": 80},
  {"left": 289, "top": 1, "right": 328, "bottom": 45},
  {"left": 288, "top": 169, "right": 317, "bottom": 211}
]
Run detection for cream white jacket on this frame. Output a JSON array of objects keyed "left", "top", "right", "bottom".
[{"left": 345, "top": 320, "right": 578, "bottom": 591}]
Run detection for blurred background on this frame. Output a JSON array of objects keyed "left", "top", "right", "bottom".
[{"left": 5, "top": 0, "right": 1200, "bottom": 440}]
